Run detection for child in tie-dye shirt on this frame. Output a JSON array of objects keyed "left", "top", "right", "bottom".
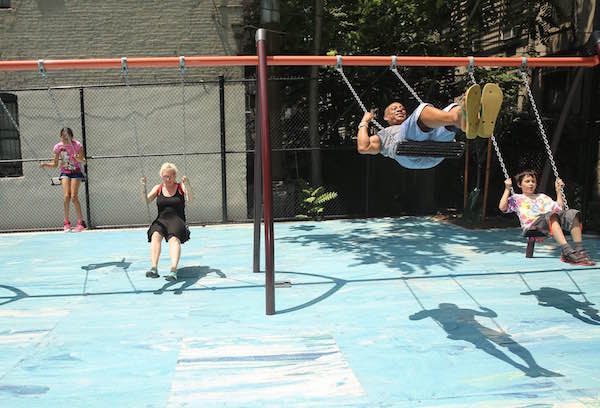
[{"left": 499, "top": 169, "right": 594, "bottom": 266}]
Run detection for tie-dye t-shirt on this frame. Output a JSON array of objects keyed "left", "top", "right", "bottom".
[{"left": 505, "top": 193, "right": 562, "bottom": 231}]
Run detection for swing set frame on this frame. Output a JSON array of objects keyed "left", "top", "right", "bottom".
[{"left": 1, "top": 29, "right": 599, "bottom": 315}]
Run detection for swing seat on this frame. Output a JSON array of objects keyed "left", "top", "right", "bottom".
[
  {"left": 51, "top": 176, "right": 86, "bottom": 186},
  {"left": 395, "top": 141, "right": 465, "bottom": 159},
  {"left": 524, "top": 229, "right": 546, "bottom": 258}
]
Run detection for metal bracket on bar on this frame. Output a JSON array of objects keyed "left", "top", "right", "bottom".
[
  {"left": 336, "top": 55, "right": 342, "bottom": 71},
  {"left": 390, "top": 55, "right": 398, "bottom": 71},
  {"left": 468, "top": 56, "right": 475, "bottom": 73},
  {"left": 521, "top": 57, "right": 528, "bottom": 73},
  {"left": 179, "top": 56, "right": 185, "bottom": 73},
  {"left": 121, "top": 57, "right": 128, "bottom": 75},
  {"left": 38, "top": 59, "right": 46, "bottom": 78}
]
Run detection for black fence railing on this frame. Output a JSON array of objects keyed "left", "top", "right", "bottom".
[{"left": 1, "top": 71, "right": 598, "bottom": 232}]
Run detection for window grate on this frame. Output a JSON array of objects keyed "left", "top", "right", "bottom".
[{"left": 0, "top": 93, "right": 23, "bottom": 177}]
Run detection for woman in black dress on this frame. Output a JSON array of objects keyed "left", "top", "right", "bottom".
[{"left": 141, "top": 162, "right": 193, "bottom": 281}]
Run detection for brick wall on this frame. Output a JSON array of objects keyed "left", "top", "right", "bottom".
[{"left": 0, "top": 0, "right": 247, "bottom": 87}]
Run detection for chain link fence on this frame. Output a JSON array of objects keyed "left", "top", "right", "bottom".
[{"left": 1, "top": 69, "right": 598, "bottom": 232}]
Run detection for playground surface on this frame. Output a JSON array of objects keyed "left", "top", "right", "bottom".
[{"left": 1, "top": 217, "right": 599, "bottom": 407}]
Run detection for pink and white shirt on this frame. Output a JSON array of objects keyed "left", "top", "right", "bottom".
[{"left": 53, "top": 140, "right": 83, "bottom": 174}]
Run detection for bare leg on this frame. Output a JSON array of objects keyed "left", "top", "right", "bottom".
[
  {"left": 168, "top": 236, "right": 181, "bottom": 270},
  {"left": 549, "top": 215, "right": 568, "bottom": 246},
  {"left": 150, "top": 231, "right": 163, "bottom": 269},
  {"left": 570, "top": 214, "right": 583, "bottom": 243},
  {"left": 70, "top": 179, "right": 83, "bottom": 222},
  {"left": 418, "top": 105, "right": 461, "bottom": 131},
  {"left": 61, "top": 178, "right": 72, "bottom": 222}
]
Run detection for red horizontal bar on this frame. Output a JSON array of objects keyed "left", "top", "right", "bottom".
[{"left": 0, "top": 55, "right": 597, "bottom": 71}]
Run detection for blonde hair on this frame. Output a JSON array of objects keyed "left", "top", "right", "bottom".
[{"left": 159, "top": 162, "right": 178, "bottom": 178}]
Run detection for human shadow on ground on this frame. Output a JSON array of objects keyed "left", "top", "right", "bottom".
[
  {"left": 409, "top": 303, "right": 563, "bottom": 378},
  {"left": 521, "top": 287, "right": 600, "bottom": 325},
  {"left": 154, "top": 265, "right": 226, "bottom": 295}
]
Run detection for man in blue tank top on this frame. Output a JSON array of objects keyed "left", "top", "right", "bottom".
[{"left": 356, "top": 83, "right": 503, "bottom": 169}]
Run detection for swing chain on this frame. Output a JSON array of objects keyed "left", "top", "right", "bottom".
[
  {"left": 467, "top": 61, "right": 514, "bottom": 194},
  {"left": 335, "top": 56, "right": 385, "bottom": 131},
  {"left": 520, "top": 69, "right": 568, "bottom": 209},
  {"left": 179, "top": 56, "right": 189, "bottom": 176},
  {"left": 390, "top": 67, "right": 423, "bottom": 104},
  {"left": 38, "top": 60, "right": 67, "bottom": 127},
  {"left": 121, "top": 57, "right": 152, "bottom": 224}
]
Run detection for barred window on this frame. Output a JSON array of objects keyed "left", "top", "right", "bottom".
[
  {"left": 0, "top": 93, "right": 23, "bottom": 177},
  {"left": 0, "top": 1, "right": 12, "bottom": 9}
]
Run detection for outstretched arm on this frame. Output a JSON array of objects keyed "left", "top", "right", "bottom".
[
  {"left": 356, "top": 111, "right": 381, "bottom": 155},
  {"left": 181, "top": 176, "right": 193, "bottom": 203},
  {"left": 40, "top": 153, "right": 59, "bottom": 169},
  {"left": 475, "top": 306, "right": 498, "bottom": 318},
  {"left": 498, "top": 178, "right": 512, "bottom": 212},
  {"left": 409, "top": 310, "right": 430, "bottom": 320},
  {"left": 554, "top": 178, "right": 565, "bottom": 209},
  {"left": 74, "top": 148, "right": 87, "bottom": 165},
  {"left": 141, "top": 177, "right": 159, "bottom": 204}
]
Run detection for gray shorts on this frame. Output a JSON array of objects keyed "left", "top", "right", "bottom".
[{"left": 526, "top": 209, "right": 581, "bottom": 235}]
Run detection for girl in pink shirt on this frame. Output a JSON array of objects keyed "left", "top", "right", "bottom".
[{"left": 40, "top": 127, "right": 87, "bottom": 232}]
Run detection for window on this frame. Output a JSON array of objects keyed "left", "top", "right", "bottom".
[
  {"left": 0, "top": 1, "right": 11, "bottom": 9},
  {"left": 0, "top": 93, "right": 23, "bottom": 177}
]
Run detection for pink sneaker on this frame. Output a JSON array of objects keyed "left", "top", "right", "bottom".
[
  {"left": 63, "top": 221, "right": 71, "bottom": 232},
  {"left": 73, "top": 222, "right": 86, "bottom": 232}
]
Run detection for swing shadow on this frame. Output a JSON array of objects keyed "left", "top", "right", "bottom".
[
  {"left": 282, "top": 218, "right": 530, "bottom": 275},
  {"left": 274, "top": 271, "right": 347, "bottom": 314},
  {"left": 409, "top": 303, "right": 563, "bottom": 378},
  {"left": 81, "top": 258, "right": 136, "bottom": 294},
  {"left": 81, "top": 258, "right": 132, "bottom": 271},
  {"left": 521, "top": 287, "right": 600, "bottom": 325},
  {"left": 153, "top": 265, "right": 226, "bottom": 295}
]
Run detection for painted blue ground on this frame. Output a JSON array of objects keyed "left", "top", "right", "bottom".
[{"left": 1, "top": 217, "right": 599, "bottom": 407}]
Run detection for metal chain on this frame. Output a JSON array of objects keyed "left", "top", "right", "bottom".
[
  {"left": 468, "top": 63, "right": 514, "bottom": 194},
  {"left": 390, "top": 68, "right": 423, "bottom": 104},
  {"left": 520, "top": 69, "right": 568, "bottom": 208},
  {"left": 334, "top": 60, "right": 385, "bottom": 131},
  {"left": 39, "top": 61, "right": 89, "bottom": 183},
  {"left": 122, "top": 58, "right": 152, "bottom": 224},
  {"left": 179, "top": 57, "right": 191, "bottom": 214},
  {"left": 39, "top": 67, "right": 66, "bottom": 126},
  {"left": 179, "top": 57, "right": 189, "bottom": 176}
]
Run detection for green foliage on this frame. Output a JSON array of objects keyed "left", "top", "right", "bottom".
[{"left": 296, "top": 180, "right": 338, "bottom": 220}]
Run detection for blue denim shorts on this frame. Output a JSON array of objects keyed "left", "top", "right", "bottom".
[{"left": 59, "top": 172, "right": 85, "bottom": 180}]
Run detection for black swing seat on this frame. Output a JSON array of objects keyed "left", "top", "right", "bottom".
[
  {"left": 395, "top": 141, "right": 465, "bottom": 159},
  {"left": 524, "top": 229, "right": 547, "bottom": 258},
  {"left": 51, "top": 176, "right": 86, "bottom": 186}
]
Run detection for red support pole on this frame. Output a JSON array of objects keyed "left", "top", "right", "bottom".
[
  {"left": 256, "top": 28, "right": 275, "bottom": 315},
  {"left": 1, "top": 55, "right": 598, "bottom": 71}
]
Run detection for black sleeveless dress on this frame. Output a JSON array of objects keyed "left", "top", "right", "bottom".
[{"left": 147, "top": 183, "right": 190, "bottom": 243}]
